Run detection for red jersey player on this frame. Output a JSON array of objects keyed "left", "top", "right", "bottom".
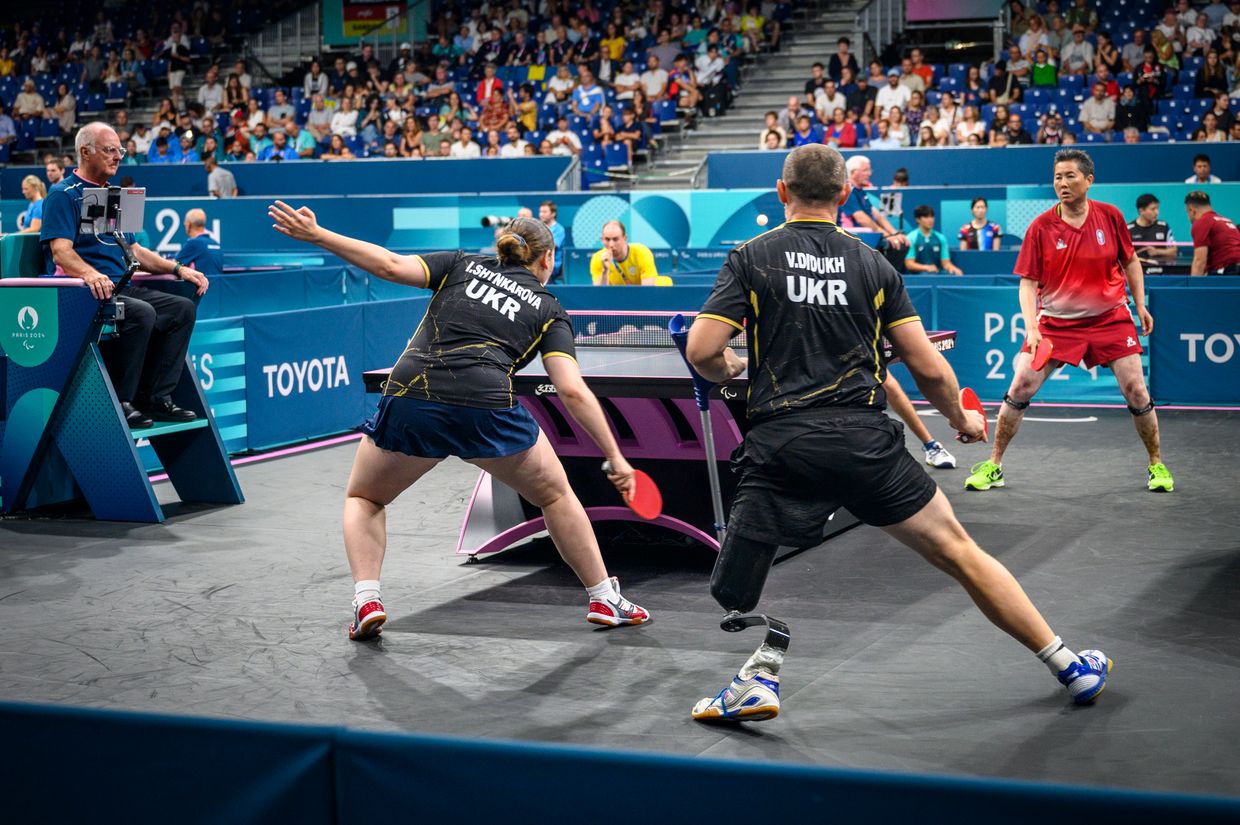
[{"left": 964, "top": 149, "right": 1174, "bottom": 493}]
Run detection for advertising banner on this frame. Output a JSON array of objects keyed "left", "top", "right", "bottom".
[
  {"left": 1148, "top": 287, "right": 1240, "bottom": 404},
  {"left": 244, "top": 305, "right": 367, "bottom": 449}
]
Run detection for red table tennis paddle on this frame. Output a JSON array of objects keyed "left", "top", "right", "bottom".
[
  {"left": 602, "top": 462, "right": 663, "bottom": 520},
  {"left": 957, "top": 387, "right": 988, "bottom": 443},
  {"left": 1030, "top": 338, "right": 1054, "bottom": 371}
]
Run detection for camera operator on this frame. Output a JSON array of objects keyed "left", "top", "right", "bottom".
[{"left": 41, "top": 123, "right": 208, "bottom": 429}]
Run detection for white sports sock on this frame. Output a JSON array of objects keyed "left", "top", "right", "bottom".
[
  {"left": 585, "top": 578, "right": 617, "bottom": 602},
  {"left": 1036, "top": 636, "right": 1080, "bottom": 674},
  {"left": 354, "top": 579, "right": 382, "bottom": 605}
]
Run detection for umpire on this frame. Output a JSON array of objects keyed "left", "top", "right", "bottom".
[
  {"left": 683, "top": 144, "right": 1110, "bottom": 722},
  {"left": 41, "top": 123, "right": 208, "bottom": 429}
]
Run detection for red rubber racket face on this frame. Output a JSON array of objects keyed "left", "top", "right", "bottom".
[
  {"left": 959, "top": 387, "right": 988, "bottom": 441},
  {"left": 1030, "top": 338, "right": 1054, "bottom": 371},
  {"left": 626, "top": 469, "right": 663, "bottom": 520}
]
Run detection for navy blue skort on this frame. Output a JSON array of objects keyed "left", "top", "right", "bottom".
[{"left": 361, "top": 395, "right": 540, "bottom": 459}]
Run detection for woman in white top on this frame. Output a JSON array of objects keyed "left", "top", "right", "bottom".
[
  {"left": 50, "top": 83, "right": 77, "bottom": 134},
  {"left": 922, "top": 104, "right": 951, "bottom": 144},
  {"left": 936, "top": 91, "right": 961, "bottom": 139},
  {"left": 245, "top": 98, "right": 265, "bottom": 130},
  {"left": 331, "top": 96, "right": 358, "bottom": 137},
  {"left": 887, "top": 105, "right": 911, "bottom": 146},
  {"left": 954, "top": 105, "right": 986, "bottom": 144}
]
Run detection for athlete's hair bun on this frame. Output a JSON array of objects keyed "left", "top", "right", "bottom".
[
  {"left": 495, "top": 217, "right": 554, "bottom": 269},
  {"left": 496, "top": 233, "right": 533, "bottom": 265}
]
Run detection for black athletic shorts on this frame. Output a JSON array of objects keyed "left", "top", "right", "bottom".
[{"left": 727, "top": 408, "right": 938, "bottom": 547}]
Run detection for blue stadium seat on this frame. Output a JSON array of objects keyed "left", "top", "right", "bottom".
[
  {"left": 106, "top": 82, "right": 128, "bottom": 103},
  {"left": 925, "top": 90, "right": 941, "bottom": 105},
  {"left": 653, "top": 99, "right": 677, "bottom": 122},
  {"left": 1025, "top": 88, "right": 1049, "bottom": 104},
  {"left": 38, "top": 117, "right": 60, "bottom": 138},
  {"left": 149, "top": 59, "right": 168, "bottom": 78},
  {"left": 1061, "top": 75, "right": 1085, "bottom": 94},
  {"left": 604, "top": 142, "right": 628, "bottom": 168},
  {"left": 1117, "top": 72, "right": 1133, "bottom": 87},
  {"left": 1082, "top": 131, "right": 1107, "bottom": 143},
  {"left": 1173, "top": 84, "right": 1195, "bottom": 99},
  {"left": 949, "top": 63, "right": 970, "bottom": 80},
  {"left": 1148, "top": 130, "right": 1169, "bottom": 141},
  {"left": 191, "top": 37, "right": 210, "bottom": 57},
  {"left": 581, "top": 142, "right": 604, "bottom": 164},
  {"left": 525, "top": 129, "right": 545, "bottom": 146}
]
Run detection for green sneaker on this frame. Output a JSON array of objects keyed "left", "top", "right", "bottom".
[
  {"left": 964, "top": 460, "right": 1005, "bottom": 491},
  {"left": 1148, "top": 463, "right": 1174, "bottom": 492}
]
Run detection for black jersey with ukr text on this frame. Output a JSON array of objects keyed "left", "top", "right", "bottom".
[
  {"left": 384, "top": 251, "right": 576, "bottom": 408},
  {"left": 698, "top": 219, "right": 920, "bottom": 422}
]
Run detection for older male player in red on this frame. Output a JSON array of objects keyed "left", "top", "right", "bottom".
[{"left": 964, "top": 148, "right": 1174, "bottom": 493}]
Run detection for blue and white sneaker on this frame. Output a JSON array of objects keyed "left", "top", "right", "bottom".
[
  {"left": 691, "top": 671, "right": 781, "bottom": 722},
  {"left": 1057, "top": 648, "right": 1112, "bottom": 704},
  {"left": 924, "top": 441, "right": 957, "bottom": 469}
]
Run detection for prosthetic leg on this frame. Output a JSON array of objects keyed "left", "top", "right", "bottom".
[{"left": 692, "top": 533, "right": 789, "bottom": 722}]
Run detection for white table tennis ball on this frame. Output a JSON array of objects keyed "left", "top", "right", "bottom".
[{"left": 756, "top": 214, "right": 768, "bottom": 226}]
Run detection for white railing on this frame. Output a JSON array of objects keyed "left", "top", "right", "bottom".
[
  {"left": 249, "top": 3, "right": 323, "bottom": 79},
  {"left": 853, "top": 0, "right": 905, "bottom": 67}
]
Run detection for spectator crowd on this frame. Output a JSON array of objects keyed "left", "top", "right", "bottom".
[
  {"left": 760, "top": 0, "right": 1240, "bottom": 151},
  {"left": 1, "top": 1, "right": 795, "bottom": 169}
]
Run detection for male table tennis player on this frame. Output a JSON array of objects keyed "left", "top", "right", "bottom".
[{"left": 683, "top": 144, "right": 1111, "bottom": 722}]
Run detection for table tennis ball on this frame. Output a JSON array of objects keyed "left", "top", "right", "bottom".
[{"left": 756, "top": 214, "right": 769, "bottom": 226}]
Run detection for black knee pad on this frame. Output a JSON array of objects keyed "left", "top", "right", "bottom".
[
  {"left": 709, "top": 531, "right": 779, "bottom": 614},
  {"left": 1128, "top": 400, "right": 1155, "bottom": 416},
  {"left": 1003, "top": 393, "right": 1030, "bottom": 411}
]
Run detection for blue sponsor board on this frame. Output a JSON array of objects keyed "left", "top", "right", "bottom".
[{"left": 244, "top": 306, "right": 367, "bottom": 450}]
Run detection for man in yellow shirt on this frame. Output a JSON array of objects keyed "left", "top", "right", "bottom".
[{"left": 590, "top": 220, "right": 661, "bottom": 285}]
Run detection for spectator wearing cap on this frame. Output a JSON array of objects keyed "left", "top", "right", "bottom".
[
  {"left": 847, "top": 72, "right": 877, "bottom": 119},
  {"left": 1060, "top": 25, "right": 1095, "bottom": 74},
  {"left": 389, "top": 42, "right": 415, "bottom": 78},
  {"left": 875, "top": 67, "right": 911, "bottom": 118}
]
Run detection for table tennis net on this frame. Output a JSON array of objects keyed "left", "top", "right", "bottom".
[{"left": 568, "top": 311, "right": 746, "bottom": 349}]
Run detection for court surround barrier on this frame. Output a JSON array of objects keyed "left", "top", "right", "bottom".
[
  {"left": 3, "top": 701, "right": 1239, "bottom": 824},
  {"left": 153, "top": 276, "right": 1240, "bottom": 467}
]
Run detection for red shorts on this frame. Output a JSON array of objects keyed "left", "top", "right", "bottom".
[{"left": 1022, "top": 304, "right": 1142, "bottom": 369}]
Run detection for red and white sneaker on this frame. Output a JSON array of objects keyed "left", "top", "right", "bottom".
[
  {"left": 348, "top": 598, "right": 386, "bottom": 641},
  {"left": 587, "top": 577, "right": 650, "bottom": 627}
]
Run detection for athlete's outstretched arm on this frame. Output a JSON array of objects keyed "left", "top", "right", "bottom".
[
  {"left": 886, "top": 319, "right": 985, "bottom": 441},
  {"left": 268, "top": 200, "right": 429, "bottom": 288},
  {"left": 543, "top": 355, "right": 635, "bottom": 498}
]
